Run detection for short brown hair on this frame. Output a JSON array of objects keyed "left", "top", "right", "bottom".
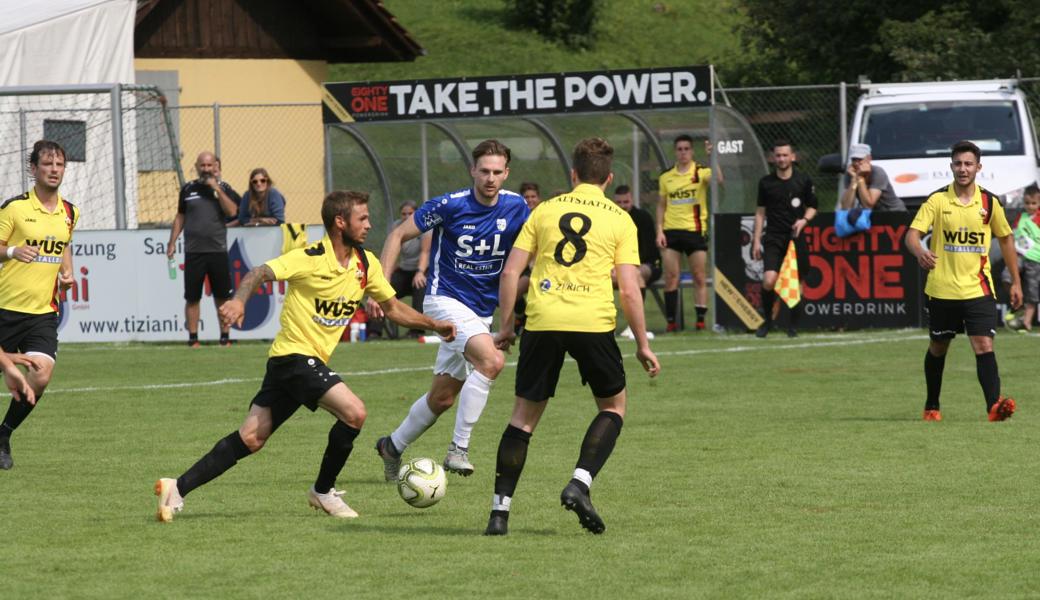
[
  {"left": 321, "top": 190, "right": 369, "bottom": 231},
  {"left": 29, "top": 140, "right": 66, "bottom": 166},
  {"left": 519, "top": 182, "right": 540, "bottom": 195},
  {"left": 572, "top": 137, "right": 613, "bottom": 184},
  {"left": 951, "top": 140, "right": 981, "bottom": 162},
  {"left": 472, "top": 139, "right": 511, "bottom": 165}
]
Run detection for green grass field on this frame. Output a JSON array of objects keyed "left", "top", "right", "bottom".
[{"left": 4, "top": 329, "right": 1039, "bottom": 598}]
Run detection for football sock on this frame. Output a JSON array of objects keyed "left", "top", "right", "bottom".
[
  {"left": 177, "top": 431, "right": 252, "bottom": 497},
  {"left": 574, "top": 411, "right": 623, "bottom": 490},
  {"left": 664, "top": 290, "right": 678, "bottom": 324},
  {"left": 695, "top": 305, "right": 707, "bottom": 323},
  {"left": 924, "top": 351, "right": 946, "bottom": 410},
  {"left": 493, "top": 424, "right": 532, "bottom": 499},
  {"left": 314, "top": 421, "right": 361, "bottom": 494},
  {"left": 188, "top": 332, "right": 198, "bottom": 343},
  {"left": 788, "top": 301, "right": 802, "bottom": 329},
  {"left": 390, "top": 393, "right": 436, "bottom": 453},
  {"left": 454, "top": 371, "right": 493, "bottom": 448},
  {"left": 1, "top": 392, "right": 39, "bottom": 436},
  {"left": 219, "top": 332, "right": 230, "bottom": 344},
  {"left": 975, "top": 351, "right": 1000, "bottom": 409},
  {"left": 760, "top": 289, "right": 776, "bottom": 324}
]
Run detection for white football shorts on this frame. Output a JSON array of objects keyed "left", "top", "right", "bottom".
[{"left": 422, "top": 294, "right": 493, "bottom": 381}]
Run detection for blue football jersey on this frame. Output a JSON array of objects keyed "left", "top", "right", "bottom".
[{"left": 413, "top": 187, "right": 530, "bottom": 317}]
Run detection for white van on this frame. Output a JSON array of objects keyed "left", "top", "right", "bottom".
[{"left": 821, "top": 79, "right": 1040, "bottom": 210}]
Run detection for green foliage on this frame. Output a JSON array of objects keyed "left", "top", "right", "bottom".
[
  {"left": 880, "top": 4, "right": 1040, "bottom": 81},
  {"left": 331, "top": 0, "right": 743, "bottom": 82},
  {"left": 509, "top": 0, "right": 599, "bottom": 49},
  {"left": 5, "top": 330, "right": 1040, "bottom": 597},
  {"left": 734, "top": 0, "right": 1040, "bottom": 84}
]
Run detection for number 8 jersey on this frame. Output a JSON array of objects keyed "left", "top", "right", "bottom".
[{"left": 516, "top": 183, "right": 639, "bottom": 333}]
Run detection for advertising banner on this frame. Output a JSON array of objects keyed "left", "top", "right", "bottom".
[
  {"left": 323, "top": 65, "right": 713, "bottom": 123},
  {"left": 714, "top": 212, "right": 925, "bottom": 331},
  {"left": 55, "top": 226, "right": 324, "bottom": 342}
]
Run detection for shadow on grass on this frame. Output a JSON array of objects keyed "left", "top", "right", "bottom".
[{"left": 329, "top": 521, "right": 557, "bottom": 537}]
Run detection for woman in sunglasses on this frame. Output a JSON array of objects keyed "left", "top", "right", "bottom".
[{"left": 232, "top": 167, "right": 286, "bottom": 227}]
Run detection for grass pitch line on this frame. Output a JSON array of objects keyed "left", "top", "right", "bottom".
[{"left": 46, "top": 333, "right": 924, "bottom": 396}]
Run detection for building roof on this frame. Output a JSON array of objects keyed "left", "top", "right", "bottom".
[{"left": 134, "top": 0, "right": 424, "bottom": 62}]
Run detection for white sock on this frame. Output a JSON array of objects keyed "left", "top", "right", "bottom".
[
  {"left": 573, "top": 468, "right": 593, "bottom": 490},
  {"left": 453, "top": 371, "right": 493, "bottom": 448},
  {"left": 491, "top": 493, "right": 512, "bottom": 512},
  {"left": 390, "top": 393, "right": 437, "bottom": 452}
]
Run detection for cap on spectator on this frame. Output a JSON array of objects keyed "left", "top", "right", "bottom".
[{"left": 849, "top": 143, "right": 871, "bottom": 162}]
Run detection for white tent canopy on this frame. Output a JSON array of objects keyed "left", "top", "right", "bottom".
[{"left": 0, "top": 0, "right": 135, "bottom": 86}]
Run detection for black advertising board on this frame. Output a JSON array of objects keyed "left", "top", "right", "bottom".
[
  {"left": 714, "top": 212, "right": 926, "bottom": 331},
  {"left": 322, "top": 66, "right": 713, "bottom": 123}
]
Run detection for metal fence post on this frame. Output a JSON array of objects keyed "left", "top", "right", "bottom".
[
  {"left": 323, "top": 123, "right": 333, "bottom": 194},
  {"left": 110, "top": 85, "right": 127, "bottom": 229},
  {"left": 632, "top": 123, "right": 640, "bottom": 207},
  {"left": 420, "top": 121, "right": 429, "bottom": 202},
  {"left": 213, "top": 102, "right": 221, "bottom": 158},
  {"left": 839, "top": 81, "right": 848, "bottom": 162},
  {"left": 18, "top": 108, "right": 27, "bottom": 191}
]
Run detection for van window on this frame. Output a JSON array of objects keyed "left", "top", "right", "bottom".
[{"left": 861, "top": 101, "right": 1023, "bottom": 159}]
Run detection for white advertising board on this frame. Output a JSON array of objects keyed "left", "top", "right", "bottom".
[{"left": 56, "top": 226, "right": 325, "bottom": 342}]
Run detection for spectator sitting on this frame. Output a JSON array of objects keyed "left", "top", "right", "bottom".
[
  {"left": 840, "top": 143, "right": 906, "bottom": 212},
  {"left": 231, "top": 168, "right": 286, "bottom": 226}
]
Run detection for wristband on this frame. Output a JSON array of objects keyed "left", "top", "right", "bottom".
[{"left": 5, "top": 246, "right": 14, "bottom": 259}]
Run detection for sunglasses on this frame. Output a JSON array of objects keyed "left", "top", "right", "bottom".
[{"left": 251, "top": 178, "right": 268, "bottom": 185}]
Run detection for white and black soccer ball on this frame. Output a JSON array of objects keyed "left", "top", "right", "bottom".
[{"left": 397, "top": 457, "right": 447, "bottom": 508}]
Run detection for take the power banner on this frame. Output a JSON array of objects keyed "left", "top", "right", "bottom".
[{"left": 322, "top": 66, "right": 713, "bottom": 123}]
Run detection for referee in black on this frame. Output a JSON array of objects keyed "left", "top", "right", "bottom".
[{"left": 751, "top": 140, "right": 817, "bottom": 338}]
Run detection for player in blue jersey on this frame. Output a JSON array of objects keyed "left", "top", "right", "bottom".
[{"left": 374, "top": 140, "right": 529, "bottom": 478}]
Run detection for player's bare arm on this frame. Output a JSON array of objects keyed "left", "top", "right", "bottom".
[
  {"left": 655, "top": 195, "right": 667, "bottom": 249},
  {"left": 998, "top": 233, "right": 1023, "bottom": 309},
  {"left": 220, "top": 264, "right": 276, "bottom": 327},
  {"left": 616, "top": 263, "right": 660, "bottom": 377},
  {"left": 905, "top": 228, "right": 936, "bottom": 270},
  {"left": 379, "top": 297, "right": 455, "bottom": 342},
  {"left": 792, "top": 206, "right": 816, "bottom": 238},
  {"left": 0, "top": 238, "right": 40, "bottom": 263},
  {"left": 380, "top": 216, "right": 422, "bottom": 282},
  {"left": 495, "top": 247, "right": 530, "bottom": 350},
  {"left": 58, "top": 243, "right": 74, "bottom": 293},
  {"left": 1, "top": 353, "right": 35, "bottom": 406},
  {"left": 751, "top": 207, "right": 766, "bottom": 260},
  {"left": 210, "top": 180, "right": 239, "bottom": 218},
  {"left": 166, "top": 213, "right": 185, "bottom": 259},
  {"left": 705, "top": 140, "right": 724, "bottom": 185}
]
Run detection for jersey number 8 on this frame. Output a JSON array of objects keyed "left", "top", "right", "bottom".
[{"left": 553, "top": 212, "right": 592, "bottom": 267}]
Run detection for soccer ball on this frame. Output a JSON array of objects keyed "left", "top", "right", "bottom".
[{"left": 397, "top": 457, "right": 447, "bottom": 508}]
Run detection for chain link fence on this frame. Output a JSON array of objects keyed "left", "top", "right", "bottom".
[{"left": 145, "top": 103, "right": 325, "bottom": 227}]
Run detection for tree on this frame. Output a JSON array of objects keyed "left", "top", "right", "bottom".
[{"left": 732, "top": 0, "right": 1039, "bottom": 84}]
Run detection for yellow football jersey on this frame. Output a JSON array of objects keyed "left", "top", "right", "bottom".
[
  {"left": 0, "top": 188, "right": 79, "bottom": 314},
  {"left": 516, "top": 183, "right": 639, "bottom": 332},
  {"left": 658, "top": 162, "right": 712, "bottom": 232},
  {"left": 910, "top": 184, "right": 1011, "bottom": 300},
  {"left": 267, "top": 235, "right": 394, "bottom": 363}
]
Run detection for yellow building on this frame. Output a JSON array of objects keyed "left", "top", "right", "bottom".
[{"left": 132, "top": 0, "right": 421, "bottom": 225}]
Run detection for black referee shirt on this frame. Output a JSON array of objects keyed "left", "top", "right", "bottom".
[{"left": 757, "top": 169, "right": 817, "bottom": 236}]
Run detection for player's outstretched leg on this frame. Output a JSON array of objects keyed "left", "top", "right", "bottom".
[
  {"left": 560, "top": 481, "right": 605, "bottom": 534},
  {"left": 154, "top": 478, "right": 184, "bottom": 523},
  {"left": 310, "top": 420, "right": 361, "bottom": 518},
  {"left": 0, "top": 395, "right": 39, "bottom": 470},
  {"left": 923, "top": 349, "right": 945, "bottom": 421},
  {"left": 560, "top": 410, "right": 622, "bottom": 534},
  {"left": 379, "top": 391, "right": 440, "bottom": 482},
  {"left": 448, "top": 341, "right": 504, "bottom": 477},
  {"left": 484, "top": 424, "right": 532, "bottom": 536}
]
